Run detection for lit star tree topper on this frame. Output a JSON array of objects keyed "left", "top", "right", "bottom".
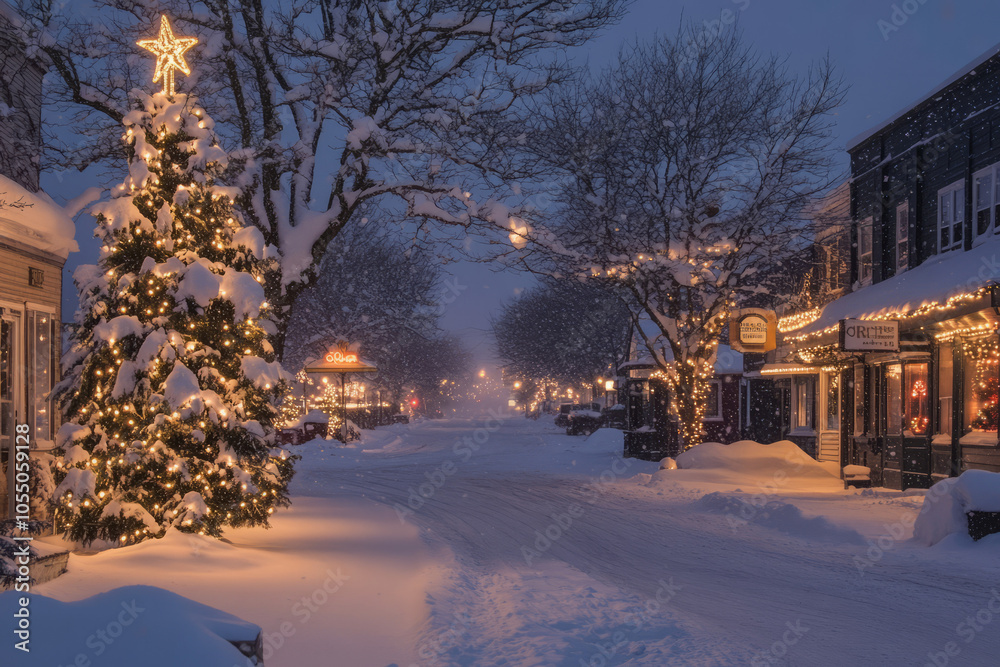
[{"left": 137, "top": 15, "right": 198, "bottom": 97}]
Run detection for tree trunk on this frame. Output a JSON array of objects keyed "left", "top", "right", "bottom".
[{"left": 669, "top": 360, "right": 711, "bottom": 451}]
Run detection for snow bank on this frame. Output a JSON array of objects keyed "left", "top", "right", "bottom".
[
  {"left": 0, "top": 585, "right": 256, "bottom": 665},
  {"left": 0, "top": 174, "right": 79, "bottom": 258},
  {"left": 913, "top": 470, "right": 1000, "bottom": 546},
  {"left": 698, "top": 492, "right": 865, "bottom": 544},
  {"left": 649, "top": 440, "right": 842, "bottom": 492},
  {"left": 578, "top": 428, "right": 624, "bottom": 454}
]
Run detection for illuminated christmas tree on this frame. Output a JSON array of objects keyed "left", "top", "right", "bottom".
[{"left": 52, "top": 17, "right": 295, "bottom": 545}]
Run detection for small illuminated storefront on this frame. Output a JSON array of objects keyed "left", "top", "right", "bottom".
[
  {"left": 781, "top": 286, "right": 1000, "bottom": 490},
  {"left": 619, "top": 346, "right": 744, "bottom": 460}
]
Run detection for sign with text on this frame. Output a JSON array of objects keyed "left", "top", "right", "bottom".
[
  {"left": 304, "top": 345, "right": 378, "bottom": 374},
  {"left": 728, "top": 309, "right": 777, "bottom": 353},
  {"left": 839, "top": 319, "right": 900, "bottom": 352}
]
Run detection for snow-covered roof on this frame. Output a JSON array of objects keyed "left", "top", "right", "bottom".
[
  {"left": 783, "top": 236, "right": 1000, "bottom": 340},
  {"left": 620, "top": 344, "right": 743, "bottom": 376},
  {"left": 0, "top": 174, "right": 78, "bottom": 258},
  {"left": 846, "top": 42, "right": 1000, "bottom": 151}
]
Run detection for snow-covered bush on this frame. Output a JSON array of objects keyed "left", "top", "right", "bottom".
[{"left": 913, "top": 470, "right": 1000, "bottom": 546}]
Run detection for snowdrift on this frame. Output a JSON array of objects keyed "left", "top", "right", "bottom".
[
  {"left": 698, "top": 492, "right": 865, "bottom": 544},
  {"left": 914, "top": 469, "right": 1000, "bottom": 546},
  {"left": 579, "top": 428, "right": 625, "bottom": 454},
  {"left": 649, "top": 440, "right": 843, "bottom": 492},
  {"left": 0, "top": 585, "right": 257, "bottom": 665}
]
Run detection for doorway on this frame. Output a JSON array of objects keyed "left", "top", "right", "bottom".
[{"left": 818, "top": 371, "right": 840, "bottom": 462}]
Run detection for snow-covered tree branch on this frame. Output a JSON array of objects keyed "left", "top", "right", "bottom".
[
  {"left": 17, "top": 0, "right": 627, "bottom": 355},
  {"left": 513, "top": 25, "right": 846, "bottom": 448}
]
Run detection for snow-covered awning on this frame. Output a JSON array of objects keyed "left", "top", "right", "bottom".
[
  {"left": 780, "top": 236, "right": 1000, "bottom": 347},
  {"left": 0, "top": 174, "right": 78, "bottom": 259},
  {"left": 618, "top": 344, "right": 744, "bottom": 376},
  {"left": 758, "top": 363, "right": 820, "bottom": 377}
]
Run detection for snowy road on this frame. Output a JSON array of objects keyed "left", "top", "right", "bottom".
[{"left": 298, "top": 417, "right": 1000, "bottom": 667}]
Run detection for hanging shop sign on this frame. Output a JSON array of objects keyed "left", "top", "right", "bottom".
[
  {"left": 728, "top": 309, "right": 777, "bottom": 353},
  {"left": 304, "top": 345, "right": 378, "bottom": 375},
  {"left": 839, "top": 319, "right": 900, "bottom": 352}
]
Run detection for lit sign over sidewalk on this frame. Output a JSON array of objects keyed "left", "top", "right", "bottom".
[
  {"left": 729, "top": 309, "right": 777, "bottom": 353},
  {"left": 839, "top": 319, "right": 900, "bottom": 352},
  {"left": 305, "top": 345, "right": 377, "bottom": 375},
  {"left": 325, "top": 350, "right": 358, "bottom": 364}
]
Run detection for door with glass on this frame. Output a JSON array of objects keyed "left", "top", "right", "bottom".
[
  {"left": 882, "top": 363, "right": 904, "bottom": 489},
  {"left": 818, "top": 371, "right": 841, "bottom": 463},
  {"left": 900, "top": 362, "right": 932, "bottom": 489}
]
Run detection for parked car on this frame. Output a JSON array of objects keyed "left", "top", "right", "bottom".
[
  {"left": 566, "top": 408, "right": 604, "bottom": 436},
  {"left": 556, "top": 402, "right": 602, "bottom": 430},
  {"left": 602, "top": 403, "right": 627, "bottom": 429}
]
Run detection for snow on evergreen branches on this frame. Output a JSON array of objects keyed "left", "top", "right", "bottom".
[{"left": 53, "top": 91, "right": 296, "bottom": 546}]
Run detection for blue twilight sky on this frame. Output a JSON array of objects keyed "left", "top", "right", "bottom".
[{"left": 48, "top": 0, "right": 1000, "bottom": 365}]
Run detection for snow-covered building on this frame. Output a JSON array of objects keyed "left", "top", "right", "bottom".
[
  {"left": 747, "top": 183, "right": 852, "bottom": 459},
  {"left": 0, "top": 2, "right": 76, "bottom": 521},
  {"left": 618, "top": 320, "right": 744, "bottom": 460},
  {"left": 778, "top": 44, "right": 1000, "bottom": 489}
]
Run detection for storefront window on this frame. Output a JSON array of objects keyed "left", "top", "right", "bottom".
[
  {"left": 825, "top": 373, "right": 840, "bottom": 431},
  {"left": 937, "top": 343, "right": 953, "bottom": 436},
  {"left": 886, "top": 364, "right": 902, "bottom": 435},
  {"left": 963, "top": 336, "right": 1000, "bottom": 433},
  {"left": 792, "top": 376, "right": 814, "bottom": 431},
  {"left": 904, "top": 363, "right": 929, "bottom": 436},
  {"left": 704, "top": 381, "right": 722, "bottom": 420}
]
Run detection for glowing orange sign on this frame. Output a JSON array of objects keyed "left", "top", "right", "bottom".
[{"left": 325, "top": 351, "right": 358, "bottom": 364}]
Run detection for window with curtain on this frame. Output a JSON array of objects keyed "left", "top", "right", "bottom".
[
  {"left": 704, "top": 381, "right": 722, "bottom": 420},
  {"left": 963, "top": 336, "right": 1000, "bottom": 433},
  {"left": 27, "top": 310, "right": 54, "bottom": 441},
  {"left": 937, "top": 343, "right": 953, "bottom": 437},
  {"left": 792, "top": 376, "right": 815, "bottom": 431},
  {"left": 938, "top": 181, "right": 964, "bottom": 252}
]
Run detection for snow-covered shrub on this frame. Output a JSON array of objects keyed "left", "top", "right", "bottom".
[{"left": 913, "top": 470, "right": 1000, "bottom": 546}]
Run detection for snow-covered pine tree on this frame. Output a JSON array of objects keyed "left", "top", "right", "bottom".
[{"left": 53, "top": 91, "right": 295, "bottom": 546}]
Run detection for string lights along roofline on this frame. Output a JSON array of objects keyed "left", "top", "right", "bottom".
[{"left": 137, "top": 15, "right": 198, "bottom": 97}]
